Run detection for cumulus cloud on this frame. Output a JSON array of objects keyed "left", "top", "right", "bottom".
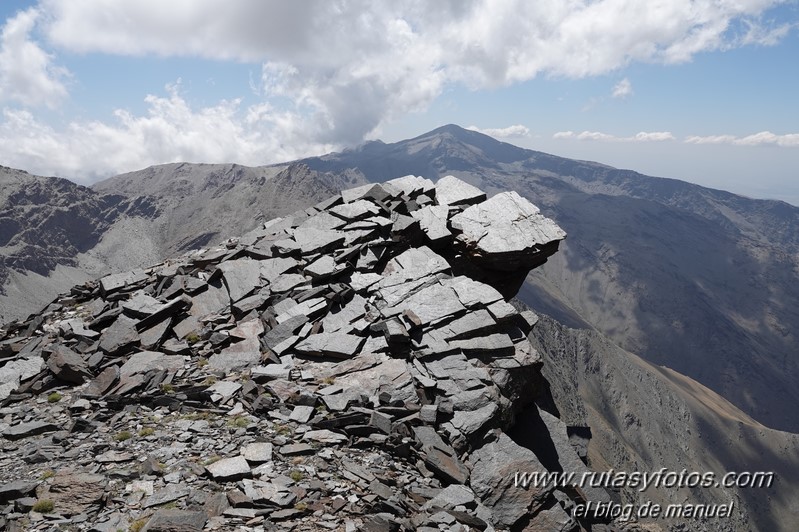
[
  {"left": 685, "top": 131, "right": 799, "bottom": 147},
  {"left": 0, "top": 0, "right": 793, "bottom": 178},
  {"left": 612, "top": 78, "right": 633, "bottom": 99},
  {"left": 554, "top": 130, "right": 675, "bottom": 142},
  {"left": 0, "top": 8, "right": 68, "bottom": 108},
  {"left": 38, "top": 1, "right": 793, "bottom": 135},
  {"left": 0, "top": 83, "right": 336, "bottom": 182},
  {"left": 466, "top": 125, "right": 530, "bottom": 138}
]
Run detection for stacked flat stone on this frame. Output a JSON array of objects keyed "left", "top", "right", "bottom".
[{"left": 0, "top": 176, "right": 613, "bottom": 531}]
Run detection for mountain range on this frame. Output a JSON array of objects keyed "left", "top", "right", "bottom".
[{"left": 1, "top": 124, "right": 797, "bottom": 529}]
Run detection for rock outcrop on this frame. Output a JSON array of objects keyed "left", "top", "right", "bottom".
[{"left": 0, "top": 176, "right": 609, "bottom": 531}]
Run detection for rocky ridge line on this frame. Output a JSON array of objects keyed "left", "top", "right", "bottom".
[{"left": 0, "top": 175, "right": 612, "bottom": 531}]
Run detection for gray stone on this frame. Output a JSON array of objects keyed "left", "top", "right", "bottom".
[
  {"left": 538, "top": 407, "right": 610, "bottom": 504},
  {"left": 444, "top": 276, "right": 503, "bottom": 308},
  {"left": 379, "top": 246, "right": 449, "bottom": 288},
  {"left": 142, "top": 486, "right": 191, "bottom": 508},
  {"left": 119, "top": 351, "right": 183, "bottom": 379},
  {"left": 469, "top": 433, "right": 549, "bottom": 528},
  {"left": 304, "top": 255, "right": 338, "bottom": 278},
  {"left": 206, "top": 380, "right": 242, "bottom": 403},
  {"left": 298, "top": 211, "right": 347, "bottom": 231},
  {"left": 0, "top": 356, "right": 44, "bottom": 401},
  {"left": 141, "top": 510, "right": 207, "bottom": 532},
  {"left": 420, "top": 404, "right": 438, "bottom": 423},
  {"left": 279, "top": 443, "right": 315, "bottom": 455},
  {"left": 449, "top": 333, "right": 515, "bottom": 357},
  {"left": 425, "top": 484, "right": 476, "bottom": 510},
  {"left": 523, "top": 504, "right": 576, "bottom": 532},
  {"left": 386, "top": 175, "right": 435, "bottom": 197},
  {"left": 413, "top": 426, "right": 469, "bottom": 485},
  {"left": 259, "top": 257, "right": 299, "bottom": 283},
  {"left": 341, "top": 182, "right": 399, "bottom": 203},
  {"left": 139, "top": 318, "right": 172, "bottom": 349},
  {"left": 289, "top": 405, "right": 315, "bottom": 423},
  {"left": 450, "top": 191, "right": 566, "bottom": 266},
  {"left": 411, "top": 205, "right": 452, "bottom": 242},
  {"left": 486, "top": 300, "right": 517, "bottom": 321},
  {"left": 262, "top": 314, "right": 308, "bottom": 350},
  {"left": 209, "top": 319, "right": 263, "bottom": 372},
  {"left": 251, "top": 364, "right": 291, "bottom": 380},
  {"left": 382, "top": 283, "right": 465, "bottom": 326},
  {"left": 99, "top": 269, "right": 148, "bottom": 294},
  {"left": 83, "top": 366, "right": 118, "bottom": 396},
  {"left": 329, "top": 199, "right": 381, "bottom": 220},
  {"left": 438, "top": 309, "right": 497, "bottom": 340},
  {"left": 292, "top": 227, "right": 346, "bottom": 254},
  {"left": 205, "top": 456, "right": 252, "bottom": 481},
  {"left": 303, "top": 429, "right": 348, "bottom": 444},
  {"left": 434, "top": 175, "right": 486, "bottom": 206},
  {"left": 294, "top": 333, "right": 364, "bottom": 359},
  {"left": 47, "top": 344, "right": 92, "bottom": 384},
  {"left": 321, "top": 294, "right": 368, "bottom": 333},
  {"left": 188, "top": 279, "right": 229, "bottom": 318},
  {"left": 451, "top": 388, "right": 497, "bottom": 412},
  {"left": 0, "top": 479, "right": 39, "bottom": 502},
  {"left": 99, "top": 314, "right": 140, "bottom": 354},
  {"left": 449, "top": 402, "right": 498, "bottom": 436},
  {"left": 38, "top": 471, "right": 107, "bottom": 516},
  {"left": 3, "top": 420, "right": 58, "bottom": 440},
  {"left": 218, "top": 258, "right": 263, "bottom": 302},
  {"left": 269, "top": 273, "right": 309, "bottom": 293},
  {"left": 122, "top": 292, "right": 163, "bottom": 317},
  {"left": 241, "top": 442, "right": 273, "bottom": 463}
]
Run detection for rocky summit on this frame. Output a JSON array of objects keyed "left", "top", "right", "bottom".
[{"left": 0, "top": 175, "right": 608, "bottom": 531}]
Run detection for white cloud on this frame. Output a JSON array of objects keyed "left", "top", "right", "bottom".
[
  {"left": 0, "top": 8, "right": 68, "bottom": 108},
  {"left": 554, "top": 130, "right": 675, "bottom": 142},
  {"left": 685, "top": 131, "right": 799, "bottom": 147},
  {"left": 0, "top": 0, "right": 792, "bottom": 178},
  {"left": 466, "top": 125, "right": 530, "bottom": 138},
  {"left": 612, "top": 78, "right": 633, "bottom": 99},
  {"left": 36, "top": 1, "right": 793, "bottom": 138},
  {"left": 0, "top": 83, "right": 335, "bottom": 182}
]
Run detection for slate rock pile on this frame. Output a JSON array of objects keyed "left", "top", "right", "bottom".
[{"left": 0, "top": 175, "right": 612, "bottom": 531}]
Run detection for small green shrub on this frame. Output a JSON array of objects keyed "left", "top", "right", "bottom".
[
  {"left": 138, "top": 427, "right": 155, "bottom": 437},
  {"left": 32, "top": 499, "right": 54, "bottom": 513},
  {"left": 289, "top": 470, "right": 304, "bottom": 482},
  {"left": 228, "top": 416, "right": 248, "bottom": 428},
  {"left": 47, "top": 392, "right": 62, "bottom": 403},
  {"left": 185, "top": 332, "right": 200, "bottom": 345},
  {"left": 129, "top": 517, "right": 149, "bottom": 532},
  {"left": 115, "top": 430, "right": 133, "bottom": 442},
  {"left": 39, "top": 470, "right": 55, "bottom": 480}
]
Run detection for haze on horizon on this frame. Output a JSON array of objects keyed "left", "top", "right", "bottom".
[{"left": 1, "top": 1, "right": 797, "bottom": 204}]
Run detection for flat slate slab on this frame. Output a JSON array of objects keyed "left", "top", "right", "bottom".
[
  {"left": 3, "top": 420, "right": 59, "bottom": 440},
  {"left": 205, "top": 456, "right": 251, "bottom": 481},
  {"left": 451, "top": 191, "right": 566, "bottom": 256},
  {"left": 218, "top": 259, "right": 263, "bottom": 302},
  {"left": 119, "top": 351, "right": 184, "bottom": 379},
  {"left": 294, "top": 333, "right": 364, "bottom": 359},
  {"left": 434, "top": 175, "right": 486, "bottom": 206}
]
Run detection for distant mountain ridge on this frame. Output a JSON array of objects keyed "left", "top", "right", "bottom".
[{"left": 300, "top": 124, "right": 799, "bottom": 433}]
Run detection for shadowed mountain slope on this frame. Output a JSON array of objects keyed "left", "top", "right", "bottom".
[{"left": 300, "top": 125, "right": 799, "bottom": 432}]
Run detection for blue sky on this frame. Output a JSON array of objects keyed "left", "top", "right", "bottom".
[{"left": 1, "top": 1, "right": 798, "bottom": 204}]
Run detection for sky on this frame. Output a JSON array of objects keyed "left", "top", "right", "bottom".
[{"left": 0, "top": 1, "right": 798, "bottom": 204}]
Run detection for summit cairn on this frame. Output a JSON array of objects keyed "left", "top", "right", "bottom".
[{"left": 0, "top": 175, "right": 611, "bottom": 531}]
